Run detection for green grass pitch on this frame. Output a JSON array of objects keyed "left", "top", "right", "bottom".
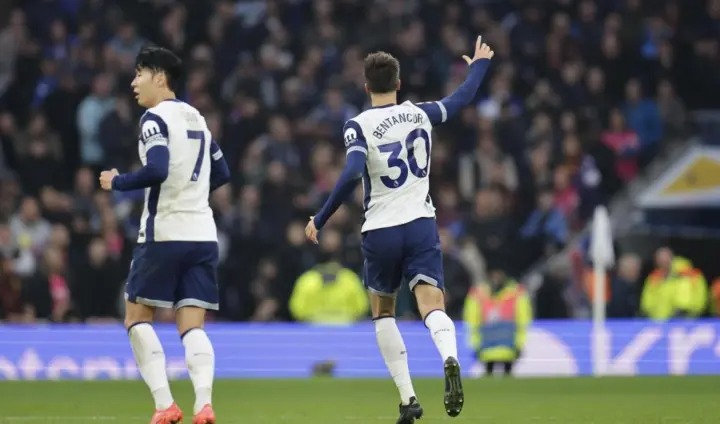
[{"left": 0, "top": 377, "right": 717, "bottom": 423}]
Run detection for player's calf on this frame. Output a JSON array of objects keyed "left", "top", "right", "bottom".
[
  {"left": 370, "top": 293, "right": 419, "bottom": 407},
  {"left": 125, "top": 302, "right": 175, "bottom": 413},
  {"left": 178, "top": 306, "right": 215, "bottom": 416},
  {"left": 414, "top": 284, "right": 458, "bottom": 362},
  {"left": 413, "top": 283, "right": 464, "bottom": 417}
]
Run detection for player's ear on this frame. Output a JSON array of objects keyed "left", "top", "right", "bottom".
[
  {"left": 364, "top": 83, "right": 369, "bottom": 94},
  {"left": 396, "top": 79, "right": 401, "bottom": 91},
  {"left": 155, "top": 72, "right": 166, "bottom": 88}
]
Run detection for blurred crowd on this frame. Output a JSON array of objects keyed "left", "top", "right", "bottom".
[{"left": 1, "top": 0, "right": 720, "bottom": 323}]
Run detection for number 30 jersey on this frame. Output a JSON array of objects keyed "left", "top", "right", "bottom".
[
  {"left": 344, "top": 100, "right": 449, "bottom": 233},
  {"left": 136, "top": 99, "right": 217, "bottom": 243}
]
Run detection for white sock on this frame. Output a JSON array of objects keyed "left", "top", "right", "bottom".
[
  {"left": 128, "top": 323, "right": 174, "bottom": 410},
  {"left": 374, "top": 317, "right": 416, "bottom": 405},
  {"left": 424, "top": 310, "right": 458, "bottom": 361},
  {"left": 182, "top": 328, "right": 215, "bottom": 414}
]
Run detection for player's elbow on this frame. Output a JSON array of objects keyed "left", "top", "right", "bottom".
[
  {"left": 219, "top": 173, "right": 231, "bottom": 186},
  {"left": 147, "top": 164, "right": 169, "bottom": 184},
  {"left": 210, "top": 175, "right": 230, "bottom": 192},
  {"left": 219, "top": 163, "right": 231, "bottom": 183},
  {"left": 210, "top": 164, "right": 231, "bottom": 190}
]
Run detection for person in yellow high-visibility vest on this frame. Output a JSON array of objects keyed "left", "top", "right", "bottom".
[
  {"left": 289, "top": 229, "right": 369, "bottom": 324},
  {"left": 640, "top": 248, "right": 708, "bottom": 320},
  {"left": 463, "top": 267, "right": 532, "bottom": 376}
]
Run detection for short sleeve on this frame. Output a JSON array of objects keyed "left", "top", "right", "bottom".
[
  {"left": 343, "top": 119, "right": 368, "bottom": 156},
  {"left": 139, "top": 112, "right": 169, "bottom": 150},
  {"left": 416, "top": 101, "right": 447, "bottom": 126}
]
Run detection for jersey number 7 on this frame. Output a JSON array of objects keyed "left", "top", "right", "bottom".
[
  {"left": 187, "top": 130, "right": 206, "bottom": 182},
  {"left": 378, "top": 129, "right": 430, "bottom": 189}
]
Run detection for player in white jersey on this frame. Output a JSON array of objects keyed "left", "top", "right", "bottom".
[
  {"left": 305, "top": 37, "right": 494, "bottom": 423},
  {"left": 99, "top": 45, "right": 229, "bottom": 424}
]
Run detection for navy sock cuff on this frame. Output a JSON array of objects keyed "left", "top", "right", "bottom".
[
  {"left": 372, "top": 314, "right": 395, "bottom": 321},
  {"left": 126, "top": 321, "right": 152, "bottom": 335},
  {"left": 423, "top": 309, "right": 445, "bottom": 328},
  {"left": 180, "top": 327, "right": 204, "bottom": 340}
]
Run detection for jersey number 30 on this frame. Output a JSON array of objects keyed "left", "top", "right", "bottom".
[
  {"left": 187, "top": 130, "right": 206, "bottom": 182},
  {"left": 378, "top": 129, "right": 430, "bottom": 189}
]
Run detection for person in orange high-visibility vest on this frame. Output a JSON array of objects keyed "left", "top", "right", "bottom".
[
  {"left": 710, "top": 278, "right": 720, "bottom": 317},
  {"left": 463, "top": 267, "right": 532, "bottom": 376}
]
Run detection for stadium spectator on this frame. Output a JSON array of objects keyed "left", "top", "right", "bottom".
[
  {"left": 520, "top": 186, "right": 569, "bottom": 266},
  {"left": 73, "top": 237, "right": 123, "bottom": 322},
  {"left": 655, "top": 79, "right": 687, "bottom": 139},
  {"left": 76, "top": 73, "right": 116, "bottom": 167},
  {"left": 641, "top": 248, "right": 708, "bottom": 321},
  {"left": 711, "top": 278, "right": 720, "bottom": 317},
  {"left": 289, "top": 228, "right": 367, "bottom": 324},
  {"left": 601, "top": 108, "right": 640, "bottom": 183},
  {"left": 22, "top": 246, "right": 70, "bottom": 322},
  {"left": 463, "top": 265, "right": 532, "bottom": 377},
  {"left": 606, "top": 253, "right": 642, "bottom": 318},
  {"left": 622, "top": 79, "right": 663, "bottom": 165}
]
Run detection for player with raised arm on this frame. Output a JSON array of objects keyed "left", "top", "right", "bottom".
[
  {"left": 99, "top": 45, "right": 230, "bottom": 424},
  {"left": 305, "top": 37, "right": 493, "bottom": 423}
]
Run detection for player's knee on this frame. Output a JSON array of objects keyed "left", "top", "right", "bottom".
[
  {"left": 124, "top": 301, "right": 154, "bottom": 329},
  {"left": 369, "top": 292, "right": 396, "bottom": 318},
  {"left": 176, "top": 305, "right": 206, "bottom": 336},
  {"left": 124, "top": 317, "right": 152, "bottom": 331},
  {"left": 373, "top": 309, "right": 395, "bottom": 319},
  {"left": 413, "top": 282, "right": 445, "bottom": 316}
]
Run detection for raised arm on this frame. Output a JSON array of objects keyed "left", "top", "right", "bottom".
[{"left": 417, "top": 36, "right": 494, "bottom": 125}]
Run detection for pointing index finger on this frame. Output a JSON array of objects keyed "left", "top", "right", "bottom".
[{"left": 476, "top": 35, "right": 482, "bottom": 52}]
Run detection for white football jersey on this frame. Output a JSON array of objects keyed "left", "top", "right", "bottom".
[
  {"left": 344, "top": 100, "right": 448, "bottom": 232},
  {"left": 136, "top": 99, "right": 217, "bottom": 243}
]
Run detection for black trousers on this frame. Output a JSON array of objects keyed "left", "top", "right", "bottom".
[{"left": 485, "top": 361, "right": 514, "bottom": 376}]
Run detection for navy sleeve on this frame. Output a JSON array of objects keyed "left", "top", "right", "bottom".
[
  {"left": 416, "top": 102, "right": 445, "bottom": 126},
  {"left": 112, "top": 112, "right": 170, "bottom": 191},
  {"left": 342, "top": 119, "right": 368, "bottom": 157},
  {"left": 209, "top": 140, "right": 230, "bottom": 192},
  {"left": 312, "top": 150, "right": 366, "bottom": 230},
  {"left": 417, "top": 59, "right": 491, "bottom": 126},
  {"left": 313, "top": 120, "right": 368, "bottom": 228}
]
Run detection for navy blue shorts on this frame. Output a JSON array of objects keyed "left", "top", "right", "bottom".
[
  {"left": 125, "top": 241, "right": 219, "bottom": 310},
  {"left": 361, "top": 217, "right": 444, "bottom": 296}
]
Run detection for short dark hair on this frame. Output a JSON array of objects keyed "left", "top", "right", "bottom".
[
  {"left": 364, "top": 52, "right": 400, "bottom": 94},
  {"left": 135, "top": 45, "right": 183, "bottom": 92}
]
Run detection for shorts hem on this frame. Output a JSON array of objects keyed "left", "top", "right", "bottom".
[
  {"left": 366, "top": 286, "right": 398, "bottom": 298},
  {"left": 408, "top": 274, "right": 440, "bottom": 292},
  {"left": 175, "top": 298, "right": 219, "bottom": 310},
  {"left": 125, "top": 292, "right": 175, "bottom": 309}
]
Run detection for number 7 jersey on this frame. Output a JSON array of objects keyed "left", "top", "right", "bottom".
[
  {"left": 345, "top": 100, "right": 448, "bottom": 233},
  {"left": 136, "top": 99, "right": 217, "bottom": 243}
]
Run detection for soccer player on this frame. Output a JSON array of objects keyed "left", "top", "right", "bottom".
[
  {"left": 305, "top": 36, "right": 494, "bottom": 423},
  {"left": 99, "top": 45, "right": 230, "bottom": 424}
]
